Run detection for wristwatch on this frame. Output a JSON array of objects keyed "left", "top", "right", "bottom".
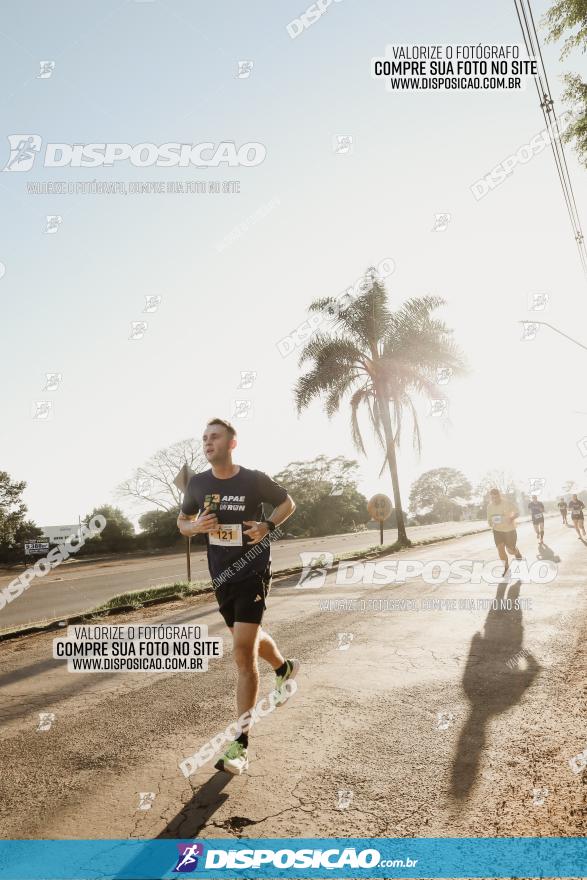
[{"left": 263, "top": 519, "right": 276, "bottom": 533}]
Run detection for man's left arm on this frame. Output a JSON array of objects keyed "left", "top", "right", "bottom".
[
  {"left": 243, "top": 472, "right": 296, "bottom": 544},
  {"left": 265, "top": 495, "right": 296, "bottom": 529}
]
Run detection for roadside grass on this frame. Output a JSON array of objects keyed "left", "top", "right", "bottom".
[
  {"left": 0, "top": 581, "right": 214, "bottom": 642},
  {"left": 93, "top": 579, "right": 213, "bottom": 612}
]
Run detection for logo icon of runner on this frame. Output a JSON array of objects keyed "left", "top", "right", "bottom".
[
  {"left": 173, "top": 843, "right": 204, "bottom": 873},
  {"left": 3, "top": 134, "right": 42, "bottom": 171}
]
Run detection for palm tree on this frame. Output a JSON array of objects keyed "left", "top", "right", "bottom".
[{"left": 294, "top": 268, "right": 467, "bottom": 547}]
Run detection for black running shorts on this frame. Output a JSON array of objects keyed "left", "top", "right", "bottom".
[
  {"left": 493, "top": 529, "right": 517, "bottom": 551},
  {"left": 214, "top": 566, "right": 272, "bottom": 628}
]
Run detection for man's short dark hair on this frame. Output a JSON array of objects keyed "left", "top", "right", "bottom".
[{"left": 207, "top": 417, "right": 237, "bottom": 438}]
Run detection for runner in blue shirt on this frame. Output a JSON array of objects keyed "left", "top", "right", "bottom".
[
  {"left": 528, "top": 495, "right": 545, "bottom": 544},
  {"left": 568, "top": 494, "right": 586, "bottom": 540}
]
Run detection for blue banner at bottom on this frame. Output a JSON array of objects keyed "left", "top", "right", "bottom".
[{"left": 0, "top": 838, "right": 585, "bottom": 879}]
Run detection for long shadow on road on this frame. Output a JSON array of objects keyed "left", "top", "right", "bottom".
[
  {"left": 450, "top": 579, "right": 541, "bottom": 801},
  {"left": 156, "top": 772, "right": 233, "bottom": 838},
  {"left": 111, "top": 774, "right": 234, "bottom": 880}
]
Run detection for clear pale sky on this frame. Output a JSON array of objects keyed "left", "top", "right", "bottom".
[{"left": 1, "top": 0, "right": 587, "bottom": 529}]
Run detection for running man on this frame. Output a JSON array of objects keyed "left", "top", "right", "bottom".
[
  {"left": 528, "top": 495, "right": 545, "bottom": 544},
  {"left": 568, "top": 493, "right": 586, "bottom": 539},
  {"left": 487, "top": 488, "right": 523, "bottom": 576},
  {"left": 177, "top": 418, "right": 298, "bottom": 775},
  {"left": 558, "top": 497, "right": 568, "bottom": 525}
]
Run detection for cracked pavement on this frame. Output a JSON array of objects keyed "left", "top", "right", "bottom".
[{"left": 1, "top": 520, "right": 586, "bottom": 841}]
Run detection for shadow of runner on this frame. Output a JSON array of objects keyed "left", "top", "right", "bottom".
[
  {"left": 535, "top": 542, "right": 561, "bottom": 564},
  {"left": 450, "top": 579, "right": 540, "bottom": 801},
  {"left": 157, "top": 771, "right": 233, "bottom": 838},
  {"left": 108, "top": 774, "right": 235, "bottom": 879}
]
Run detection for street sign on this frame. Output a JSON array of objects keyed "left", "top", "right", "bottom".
[
  {"left": 173, "top": 463, "right": 197, "bottom": 583},
  {"left": 173, "top": 464, "right": 196, "bottom": 494},
  {"left": 24, "top": 541, "right": 50, "bottom": 556},
  {"left": 368, "top": 493, "right": 393, "bottom": 545},
  {"left": 368, "top": 494, "right": 392, "bottom": 522},
  {"left": 41, "top": 524, "right": 80, "bottom": 545}
]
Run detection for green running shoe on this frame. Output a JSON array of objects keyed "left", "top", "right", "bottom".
[
  {"left": 274, "top": 658, "right": 300, "bottom": 707},
  {"left": 214, "top": 740, "right": 249, "bottom": 775}
]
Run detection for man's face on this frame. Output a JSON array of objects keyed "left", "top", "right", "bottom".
[
  {"left": 202, "top": 424, "right": 235, "bottom": 464},
  {"left": 532, "top": 495, "right": 537, "bottom": 502}
]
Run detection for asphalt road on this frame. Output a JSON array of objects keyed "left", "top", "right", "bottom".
[
  {"left": 0, "top": 521, "right": 492, "bottom": 632},
  {"left": 1, "top": 516, "right": 585, "bottom": 841}
]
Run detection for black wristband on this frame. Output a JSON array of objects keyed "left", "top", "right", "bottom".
[{"left": 264, "top": 519, "right": 276, "bottom": 533}]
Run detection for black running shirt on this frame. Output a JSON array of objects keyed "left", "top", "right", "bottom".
[
  {"left": 528, "top": 501, "right": 544, "bottom": 522},
  {"left": 181, "top": 467, "right": 288, "bottom": 587},
  {"left": 569, "top": 499, "right": 585, "bottom": 518}
]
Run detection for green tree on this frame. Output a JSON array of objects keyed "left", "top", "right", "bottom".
[
  {"left": 544, "top": 1, "right": 587, "bottom": 165},
  {"left": 544, "top": 0, "right": 587, "bottom": 58},
  {"left": 13, "top": 520, "right": 44, "bottom": 543},
  {"left": 0, "top": 472, "right": 45, "bottom": 562},
  {"left": 560, "top": 74, "right": 587, "bottom": 165},
  {"left": 273, "top": 455, "right": 369, "bottom": 537},
  {"left": 294, "top": 269, "right": 466, "bottom": 546},
  {"left": 81, "top": 504, "right": 135, "bottom": 554},
  {"left": 138, "top": 506, "right": 183, "bottom": 548},
  {"left": 409, "top": 467, "right": 472, "bottom": 523},
  {"left": 0, "top": 471, "right": 28, "bottom": 544}
]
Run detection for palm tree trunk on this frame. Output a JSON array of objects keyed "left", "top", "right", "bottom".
[{"left": 375, "top": 385, "right": 411, "bottom": 546}]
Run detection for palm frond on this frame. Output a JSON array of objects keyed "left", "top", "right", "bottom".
[
  {"left": 349, "top": 386, "right": 370, "bottom": 456},
  {"left": 295, "top": 334, "right": 367, "bottom": 414}
]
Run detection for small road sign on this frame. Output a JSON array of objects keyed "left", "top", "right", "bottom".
[
  {"left": 24, "top": 541, "right": 50, "bottom": 556},
  {"left": 367, "top": 494, "right": 393, "bottom": 545}
]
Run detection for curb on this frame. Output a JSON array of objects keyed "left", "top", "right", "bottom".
[{"left": 0, "top": 589, "right": 214, "bottom": 644}]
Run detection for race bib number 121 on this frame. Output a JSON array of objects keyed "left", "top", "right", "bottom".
[{"left": 209, "top": 524, "right": 243, "bottom": 546}]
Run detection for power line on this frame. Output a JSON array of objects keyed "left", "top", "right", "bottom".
[
  {"left": 514, "top": 0, "right": 587, "bottom": 279},
  {"left": 518, "top": 319, "right": 587, "bottom": 351}
]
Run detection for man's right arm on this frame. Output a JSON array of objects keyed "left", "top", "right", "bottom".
[
  {"left": 177, "top": 483, "right": 218, "bottom": 537},
  {"left": 177, "top": 511, "right": 197, "bottom": 537},
  {"left": 177, "top": 508, "right": 220, "bottom": 537}
]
